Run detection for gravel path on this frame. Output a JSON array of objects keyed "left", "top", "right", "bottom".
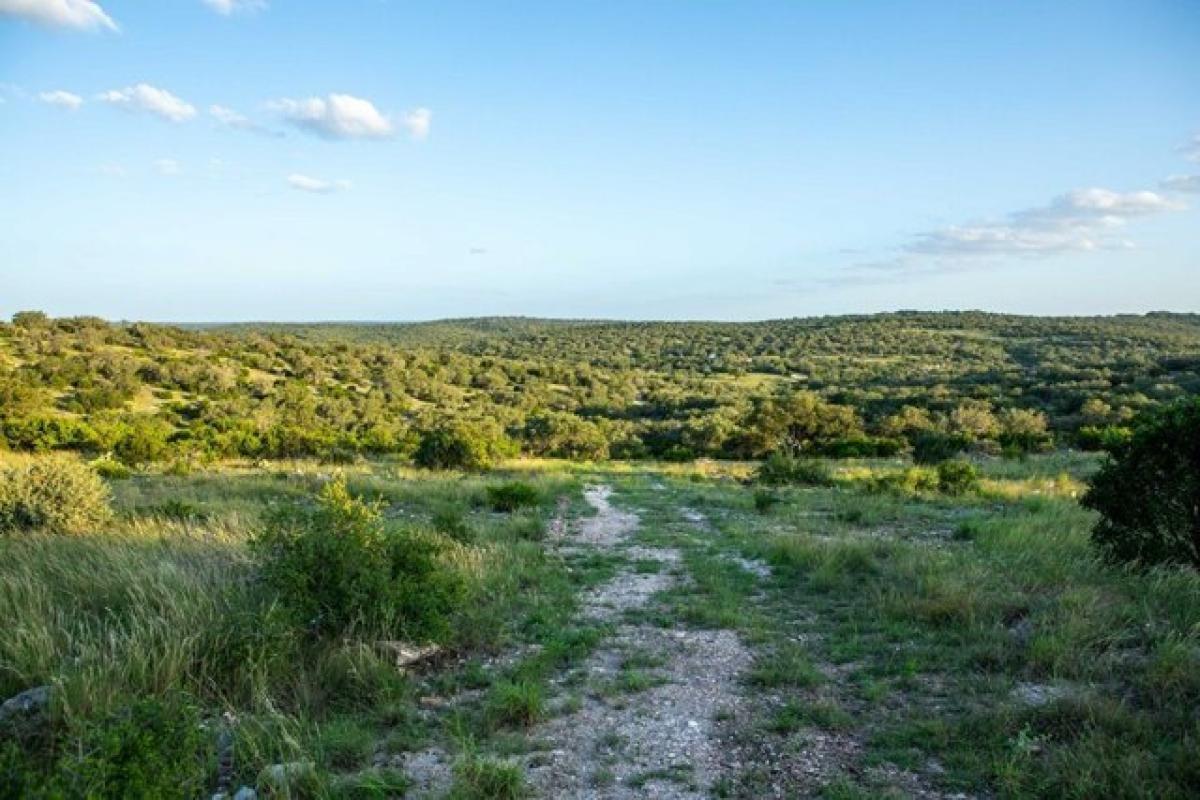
[{"left": 525, "top": 486, "right": 753, "bottom": 799}]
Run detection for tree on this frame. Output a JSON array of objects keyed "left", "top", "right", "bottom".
[
  {"left": 881, "top": 405, "right": 936, "bottom": 439},
  {"left": 998, "top": 408, "right": 1050, "bottom": 453},
  {"left": 415, "top": 422, "right": 506, "bottom": 471},
  {"left": 113, "top": 416, "right": 175, "bottom": 466},
  {"left": 1082, "top": 397, "right": 1200, "bottom": 568},
  {"left": 522, "top": 411, "right": 609, "bottom": 460},
  {"left": 949, "top": 400, "right": 999, "bottom": 441},
  {"left": 11, "top": 310, "right": 49, "bottom": 329},
  {"left": 740, "top": 392, "right": 862, "bottom": 457},
  {"left": 1079, "top": 398, "right": 1114, "bottom": 426}
]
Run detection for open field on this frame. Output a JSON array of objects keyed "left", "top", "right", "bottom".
[
  {"left": 5, "top": 2, "right": 1199, "bottom": 796},
  {"left": 3, "top": 452, "right": 1197, "bottom": 798}
]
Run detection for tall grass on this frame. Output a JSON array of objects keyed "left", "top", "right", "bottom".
[
  {"left": 0, "top": 459, "right": 583, "bottom": 794},
  {"left": 0, "top": 527, "right": 284, "bottom": 717}
]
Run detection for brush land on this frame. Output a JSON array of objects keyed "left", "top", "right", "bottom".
[{"left": 1, "top": 312, "right": 1198, "bottom": 799}]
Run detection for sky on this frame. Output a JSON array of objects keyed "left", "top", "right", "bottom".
[{"left": 1, "top": 0, "right": 1198, "bottom": 322}]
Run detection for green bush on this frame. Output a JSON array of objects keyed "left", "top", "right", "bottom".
[
  {"left": 252, "top": 478, "right": 465, "bottom": 640},
  {"left": 112, "top": 416, "right": 174, "bottom": 466},
  {"left": 1076, "top": 424, "right": 1133, "bottom": 452},
  {"left": 867, "top": 467, "right": 938, "bottom": 495},
  {"left": 1083, "top": 398, "right": 1200, "bottom": 568},
  {"left": 1, "top": 696, "right": 214, "bottom": 799},
  {"left": 90, "top": 454, "right": 131, "bottom": 480},
  {"left": 414, "top": 424, "right": 503, "bottom": 471},
  {"left": 486, "top": 481, "right": 541, "bottom": 512},
  {"left": 936, "top": 460, "right": 980, "bottom": 496},
  {"left": 911, "top": 431, "right": 969, "bottom": 464},
  {"left": 147, "top": 498, "right": 209, "bottom": 521},
  {"left": 753, "top": 489, "right": 781, "bottom": 514},
  {"left": 756, "top": 449, "right": 833, "bottom": 486},
  {"left": 0, "top": 456, "right": 113, "bottom": 535}
]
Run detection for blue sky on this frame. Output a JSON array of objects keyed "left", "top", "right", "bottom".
[{"left": 1, "top": 0, "right": 1198, "bottom": 321}]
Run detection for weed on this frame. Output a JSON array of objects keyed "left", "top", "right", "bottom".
[
  {"left": 485, "top": 681, "right": 544, "bottom": 729},
  {"left": 747, "top": 643, "right": 824, "bottom": 688},
  {"left": 449, "top": 752, "right": 526, "bottom": 799}
]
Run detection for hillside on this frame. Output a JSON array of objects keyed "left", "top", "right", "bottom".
[{"left": 2, "top": 310, "right": 1198, "bottom": 464}]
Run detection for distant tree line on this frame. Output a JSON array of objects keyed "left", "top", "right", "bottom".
[{"left": 0, "top": 311, "right": 1196, "bottom": 468}]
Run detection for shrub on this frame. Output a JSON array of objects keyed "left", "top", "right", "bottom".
[
  {"left": 414, "top": 424, "right": 501, "bottom": 471},
  {"left": 756, "top": 449, "right": 833, "bottom": 486},
  {"left": 936, "top": 460, "right": 980, "bottom": 496},
  {"left": 753, "top": 489, "right": 781, "bottom": 514},
  {"left": 486, "top": 481, "right": 541, "bottom": 512},
  {"left": 1076, "top": 425, "right": 1133, "bottom": 452},
  {"left": 1083, "top": 398, "right": 1200, "bottom": 568},
  {"left": 867, "top": 467, "right": 938, "bottom": 495},
  {"left": 252, "top": 477, "right": 465, "bottom": 640},
  {"left": 997, "top": 408, "right": 1051, "bottom": 454},
  {"left": 911, "top": 431, "right": 969, "bottom": 465},
  {"left": 90, "top": 454, "right": 131, "bottom": 480},
  {"left": 29, "top": 696, "right": 213, "bottom": 798},
  {"left": 0, "top": 456, "right": 113, "bottom": 535},
  {"left": 112, "top": 416, "right": 174, "bottom": 466}
]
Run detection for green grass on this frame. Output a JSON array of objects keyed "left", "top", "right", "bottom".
[
  {"left": 2, "top": 452, "right": 1197, "bottom": 798},
  {"left": 448, "top": 752, "right": 527, "bottom": 799},
  {"left": 484, "top": 681, "right": 544, "bottom": 729},
  {"left": 686, "top": 460, "right": 1200, "bottom": 798},
  {"left": 747, "top": 642, "right": 825, "bottom": 688},
  {"left": 0, "top": 460, "right": 582, "bottom": 796}
]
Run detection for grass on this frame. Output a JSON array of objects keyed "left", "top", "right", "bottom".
[
  {"left": 0, "top": 458, "right": 582, "bottom": 795},
  {"left": 747, "top": 643, "right": 825, "bottom": 688},
  {"left": 2, "top": 451, "right": 1196, "bottom": 798},
  {"left": 600, "top": 454, "right": 1199, "bottom": 797},
  {"left": 484, "top": 681, "right": 544, "bottom": 729},
  {"left": 448, "top": 751, "right": 527, "bottom": 799},
  {"left": 703, "top": 460, "right": 1200, "bottom": 797}
]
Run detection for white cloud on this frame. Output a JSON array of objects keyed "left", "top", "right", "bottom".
[
  {"left": 402, "top": 107, "right": 432, "bottom": 140},
  {"left": 0, "top": 0, "right": 117, "bottom": 31},
  {"left": 96, "top": 162, "right": 125, "bottom": 178},
  {"left": 909, "top": 188, "right": 1184, "bottom": 259},
  {"left": 287, "top": 173, "right": 350, "bottom": 194},
  {"left": 99, "top": 84, "right": 196, "bottom": 123},
  {"left": 38, "top": 89, "right": 82, "bottom": 110},
  {"left": 271, "top": 94, "right": 395, "bottom": 140},
  {"left": 154, "top": 158, "right": 181, "bottom": 176},
  {"left": 202, "top": 0, "right": 265, "bottom": 15},
  {"left": 1162, "top": 174, "right": 1200, "bottom": 193},
  {"left": 826, "top": 185, "right": 1186, "bottom": 287}
]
